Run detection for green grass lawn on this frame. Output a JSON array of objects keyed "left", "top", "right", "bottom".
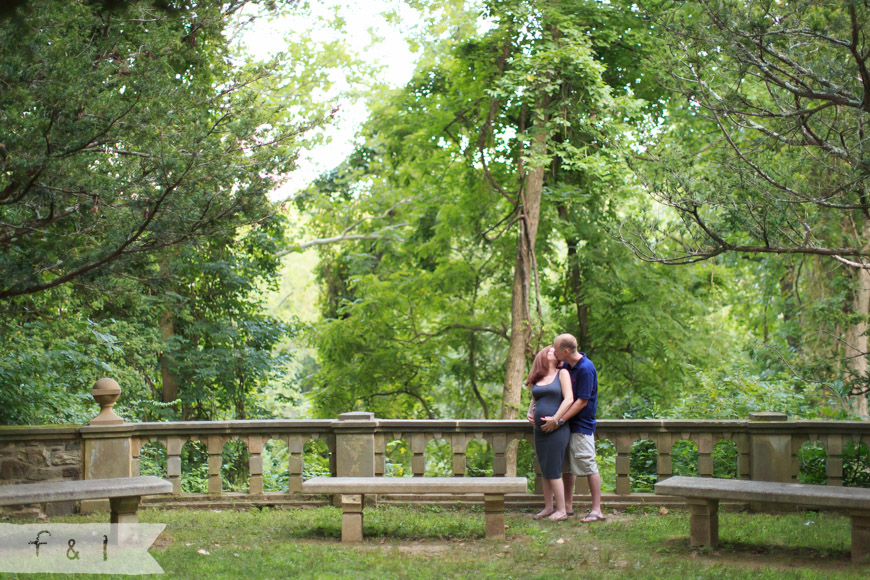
[{"left": 1, "top": 506, "right": 866, "bottom": 579}]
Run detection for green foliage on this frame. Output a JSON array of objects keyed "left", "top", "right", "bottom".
[
  {"left": 798, "top": 441, "right": 870, "bottom": 488},
  {"left": 424, "top": 440, "right": 452, "bottom": 477},
  {"left": 180, "top": 441, "right": 209, "bottom": 494},
  {"left": 139, "top": 441, "right": 168, "bottom": 479},
  {"left": 302, "top": 439, "right": 332, "bottom": 480},
  {"left": 299, "top": 0, "right": 740, "bottom": 420},
  {"left": 798, "top": 442, "right": 827, "bottom": 486},
  {"left": 263, "top": 439, "right": 290, "bottom": 492},
  {"left": 516, "top": 440, "right": 537, "bottom": 492},
  {"left": 843, "top": 442, "right": 870, "bottom": 489},
  {"left": 670, "top": 440, "right": 698, "bottom": 477},
  {"left": 596, "top": 438, "right": 616, "bottom": 494},
  {"left": 0, "top": 0, "right": 334, "bottom": 425},
  {"left": 622, "top": 0, "right": 870, "bottom": 418},
  {"left": 713, "top": 441, "right": 739, "bottom": 480},
  {"left": 0, "top": 0, "right": 301, "bottom": 300},
  {"left": 385, "top": 439, "right": 412, "bottom": 477},
  {"left": 630, "top": 439, "right": 658, "bottom": 492},
  {"left": 664, "top": 363, "right": 824, "bottom": 420},
  {"left": 221, "top": 440, "right": 250, "bottom": 493},
  {"left": 465, "top": 440, "right": 493, "bottom": 477}
]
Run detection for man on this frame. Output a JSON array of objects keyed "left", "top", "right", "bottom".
[{"left": 540, "top": 333, "right": 604, "bottom": 522}]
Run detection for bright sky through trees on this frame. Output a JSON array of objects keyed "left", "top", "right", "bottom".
[{"left": 239, "top": 1, "right": 419, "bottom": 201}]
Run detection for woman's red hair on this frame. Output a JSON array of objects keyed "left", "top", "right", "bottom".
[{"left": 524, "top": 346, "right": 552, "bottom": 387}]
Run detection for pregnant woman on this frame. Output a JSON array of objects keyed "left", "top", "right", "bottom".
[{"left": 525, "top": 346, "right": 574, "bottom": 521}]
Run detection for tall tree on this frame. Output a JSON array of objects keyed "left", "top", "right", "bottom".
[
  {"left": 0, "top": 0, "right": 335, "bottom": 424},
  {"left": 0, "top": 0, "right": 305, "bottom": 299},
  {"left": 298, "top": 0, "right": 737, "bottom": 420},
  {"left": 622, "top": 0, "right": 870, "bottom": 417}
]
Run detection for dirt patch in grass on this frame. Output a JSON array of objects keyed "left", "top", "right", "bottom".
[{"left": 151, "top": 530, "right": 175, "bottom": 551}]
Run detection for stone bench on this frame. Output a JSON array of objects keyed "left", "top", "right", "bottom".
[
  {"left": 0, "top": 476, "right": 173, "bottom": 524},
  {"left": 654, "top": 476, "right": 870, "bottom": 563},
  {"left": 302, "top": 476, "right": 528, "bottom": 542}
]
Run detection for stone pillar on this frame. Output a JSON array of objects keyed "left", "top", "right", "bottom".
[
  {"left": 687, "top": 498, "right": 719, "bottom": 548},
  {"left": 334, "top": 412, "right": 377, "bottom": 477},
  {"left": 334, "top": 412, "right": 377, "bottom": 511},
  {"left": 852, "top": 511, "right": 870, "bottom": 564},
  {"left": 748, "top": 412, "right": 791, "bottom": 512},
  {"left": 81, "top": 379, "right": 133, "bottom": 514}
]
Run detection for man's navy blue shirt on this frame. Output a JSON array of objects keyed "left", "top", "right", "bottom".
[{"left": 563, "top": 353, "right": 597, "bottom": 435}]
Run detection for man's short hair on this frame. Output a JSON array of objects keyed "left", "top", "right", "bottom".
[{"left": 555, "top": 333, "right": 578, "bottom": 353}]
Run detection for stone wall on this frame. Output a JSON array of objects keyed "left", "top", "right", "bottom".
[{"left": 0, "top": 427, "right": 83, "bottom": 518}]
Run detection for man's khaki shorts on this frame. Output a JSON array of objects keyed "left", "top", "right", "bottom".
[{"left": 566, "top": 433, "right": 598, "bottom": 476}]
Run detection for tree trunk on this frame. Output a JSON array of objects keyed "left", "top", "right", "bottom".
[
  {"left": 159, "top": 311, "right": 179, "bottom": 404},
  {"left": 845, "top": 219, "right": 870, "bottom": 419},
  {"left": 501, "top": 108, "right": 548, "bottom": 419},
  {"left": 844, "top": 218, "right": 870, "bottom": 420},
  {"left": 557, "top": 204, "right": 589, "bottom": 349}
]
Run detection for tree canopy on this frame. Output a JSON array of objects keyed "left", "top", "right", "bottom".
[{"left": 2, "top": 0, "right": 867, "bottom": 425}]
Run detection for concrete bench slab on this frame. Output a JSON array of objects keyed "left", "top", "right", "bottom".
[
  {"left": 302, "top": 477, "right": 528, "bottom": 542},
  {"left": 655, "top": 476, "right": 870, "bottom": 564},
  {"left": 0, "top": 476, "right": 172, "bottom": 524},
  {"left": 303, "top": 476, "right": 527, "bottom": 495}
]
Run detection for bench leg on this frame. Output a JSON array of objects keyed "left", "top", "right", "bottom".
[
  {"left": 484, "top": 494, "right": 505, "bottom": 540},
  {"left": 108, "top": 496, "right": 142, "bottom": 547},
  {"left": 851, "top": 512, "right": 870, "bottom": 564},
  {"left": 109, "top": 496, "right": 141, "bottom": 525},
  {"left": 687, "top": 498, "right": 718, "bottom": 548},
  {"left": 341, "top": 494, "right": 364, "bottom": 543}
]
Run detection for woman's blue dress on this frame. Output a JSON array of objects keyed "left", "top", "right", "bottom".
[{"left": 532, "top": 374, "right": 570, "bottom": 479}]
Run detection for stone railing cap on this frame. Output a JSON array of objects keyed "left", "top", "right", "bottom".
[
  {"left": 749, "top": 412, "right": 788, "bottom": 421},
  {"left": 338, "top": 412, "right": 375, "bottom": 421}
]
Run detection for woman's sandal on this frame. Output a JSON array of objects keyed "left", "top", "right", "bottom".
[
  {"left": 532, "top": 510, "right": 554, "bottom": 520},
  {"left": 580, "top": 513, "right": 606, "bottom": 523}
]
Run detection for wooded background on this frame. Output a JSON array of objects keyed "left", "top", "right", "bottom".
[{"left": 2, "top": 0, "right": 868, "bottom": 425}]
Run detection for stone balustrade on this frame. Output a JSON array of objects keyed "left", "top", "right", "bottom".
[{"left": 1, "top": 379, "right": 869, "bottom": 516}]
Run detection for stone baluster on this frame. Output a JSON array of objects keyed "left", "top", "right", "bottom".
[
  {"left": 452, "top": 435, "right": 467, "bottom": 477},
  {"left": 207, "top": 435, "right": 224, "bottom": 495},
  {"left": 411, "top": 433, "right": 426, "bottom": 476},
  {"left": 374, "top": 432, "right": 386, "bottom": 477},
  {"left": 167, "top": 437, "right": 183, "bottom": 494},
  {"left": 491, "top": 433, "right": 508, "bottom": 477},
  {"left": 131, "top": 439, "right": 142, "bottom": 477},
  {"left": 657, "top": 433, "right": 674, "bottom": 482},
  {"left": 615, "top": 433, "right": 632, "bottom": 495},
  {"left": 734, "top": 433, "right": 751, "bottom": 479},
  {"left": 287, "top": 435, "right": 306, "bottom": 493},
  {"left": 826, "top": 434, "right": 844, "bottom": 487},
  {"left": 248, "top": 435, "right": 264, "bottom": 495},
  {"left": 698, "top": 433, "right": 714, "bottom": 477}
]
